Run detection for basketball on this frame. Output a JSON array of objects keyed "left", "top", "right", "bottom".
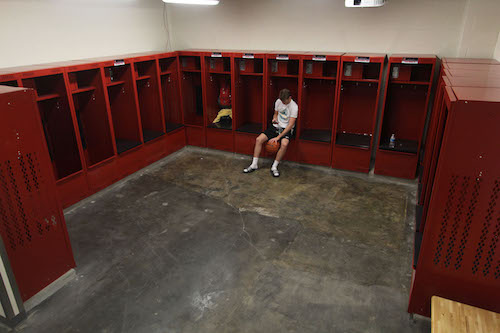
[{"left": 265, "top": 140, "right": 280, "bottom": 154}]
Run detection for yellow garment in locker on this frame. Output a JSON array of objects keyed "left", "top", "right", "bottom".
[{"left": 212, "top": 109, "right": 232, "bottom": 123}]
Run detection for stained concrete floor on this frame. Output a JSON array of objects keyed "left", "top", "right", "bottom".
[{"left": 6, "top": 147, "right": 430, "bottom": 332}]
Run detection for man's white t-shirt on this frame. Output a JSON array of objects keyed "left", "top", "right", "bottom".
[{"left": 274, "top": 98, "right": 298, "bottom": 129}]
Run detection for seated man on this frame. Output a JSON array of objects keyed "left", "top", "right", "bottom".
[{"left": 243, "top": 88, "right": 298, "bottom": 177}]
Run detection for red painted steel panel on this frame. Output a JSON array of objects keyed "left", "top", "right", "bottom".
[
  {"left": 185, "top": 126, "right": 205, "bottom": 147},
  {"left": 141, "top": 135, "right": 169, "bottom": 166},
  {"left": 298, "top": 141, "right": 331, "bottom": 166},
  {"left": 374, "top": 150, "right": 418, "bottom": 179},
  {"left": 332, "top": 146, "right": 371, "bottom": 173},
  {"left": 0, "top": 86, "right": 75, "bottom": 301},
  {"left": 56, "top": 172, "right": 89, "bottom": 208},
  {"left": 206, "top": 128, "right": 233, "bottom": 152},
  {"left": 409, "top": 87, "right": 500, "bottom": 317},
  {"left": 86, "top": 157, "right": 118, "bottom": 193},
  {"left": 164, "top": 127, "right": 186, "bottom": 156},
  {"left": 235, "top": 133, "right": 258, "bottom": 156}
]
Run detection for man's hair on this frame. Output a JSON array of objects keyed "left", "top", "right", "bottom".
[{"left": 279, "top": 89, "right": 291, "bottom": 102}]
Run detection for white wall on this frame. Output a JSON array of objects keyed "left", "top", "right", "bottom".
[
  {"left": 166, "top": 0, "right": 500, "bottom": 59},
  {"left": 1, "top": 0, "right": 499, "bottom": 68},
  {"left": 166, "top": 0, "right": 468, "bottom": 57},
  {"left": 0, "top": 0, "right": 168, "bottom": 68},
  {"left": 494, "top": 32, "right": 500, "bottom": 61},
  {"left": 457, "top": 0, "right": 500, "bottom": 58}
]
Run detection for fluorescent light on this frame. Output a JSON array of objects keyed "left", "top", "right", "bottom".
[{"left": 162, "top": 0, "right": 219, "bottom": 5}]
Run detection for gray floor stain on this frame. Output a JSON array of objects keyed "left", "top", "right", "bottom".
[{"left": 5, "top": 148, "right": 430, "bottom": 333}]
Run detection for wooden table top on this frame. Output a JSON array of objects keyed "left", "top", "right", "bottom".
[{"left": 432, "top": 296, "right": 500, "bottom": 333}]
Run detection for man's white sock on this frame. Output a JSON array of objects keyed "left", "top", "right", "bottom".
[
  {"left": 271, "top": 160, "right": 279, "bottom": 171},
  {"left": 250, "top": 157, "right": 259, "bottom": 169}
]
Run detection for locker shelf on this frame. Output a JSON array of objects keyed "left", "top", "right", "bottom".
[
  {"left": 303, "top": 76, "right": 336, "bottom": 81},
  {"left": 107, "top": 80, "right": 125, "bottom": 87},
  {"left": 207, "top": 122, "right": 232, "bottom": 130},
  {"left": 116, "top": 139, "right": 141, "bottom": 154},
  {"left": 341, "top": 78, "right": 379, "bottom": 83},
  {"left": 240, "top": 72, "right": 263, "bottom": 77},
  {"left": 390, "top": 81, "right": 430, "bottom": 86},
  {"left": 72, "top": 86, "right": 96, "bottom": 94},
  {"left": 136, "top": 75, "right": 151, "bottom": 81},
  {"left": 236, "top": 122, "right": 262, "bottom": 134},
  {"left": 143, "top": 129, "right": 164, "bottom": 143},
  {"left": 270, "top": 74, "right": 299, "bottom": 78},
  {"left": 300, "top": 129, "right": 332, "bottom": 143},
  {"left": 379, "top": 137, "right": 418, "bottom": 154},
  {"left": 36, "top": 93, "right": 60, "bottom": 101},
  {"left": 208, "top": 70, "right": 231, "bottom": 75},
  {"left": 335, "top": 133, "right": 371, "bottom": 149},
  {"left": 165, "top": 122, "right": 184, "bottom": 133}
]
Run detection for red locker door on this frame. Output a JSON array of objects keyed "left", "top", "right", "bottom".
[{"left": 0, "top": 86, "right": 75, "bottom": 301}]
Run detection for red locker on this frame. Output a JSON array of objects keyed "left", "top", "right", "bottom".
[
  {"left": 0, "top": 86, "right": 75, "bottom": 301},
  {"left": 408, "top": 86, "right": 500, "bottom": 317},
  {"left": 333, "top": 53, "right": 386, "bottom": 173},
  {"left": 374, "top": 55, "right": 436, "bottom": 179}
]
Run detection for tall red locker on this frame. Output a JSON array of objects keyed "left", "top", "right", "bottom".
[
  {"left": 408, "top": 86, "right": 500, "bottom": 317},
  {"left": 333, "top": 53, "right": 386, "bottom": 173},
  {"left": 374, "top": 55, "right": 436, "bottom": 179},
  {"left": 0, "top": 86, "right": 75, "bottom": 301}
]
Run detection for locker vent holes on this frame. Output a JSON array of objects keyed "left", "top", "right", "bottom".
[
  {"left": 0, "top": 154, "right": 47, "bottom": 250},
  {"left": 455, "top": 179, "right": 481, "bottom": 270},
  {"left": 434, "top": 175, "right": 458, "bottom": 265},
  {"left": 476, "top": 180, "right": 500, "bottom": 277},
  {"left": 444, "top": 176, "right": 469, "bottom": 268}
]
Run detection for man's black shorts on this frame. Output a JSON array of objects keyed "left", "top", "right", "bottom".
[{"left": 263, "top": 125, "right": 295, "bottom": 141}]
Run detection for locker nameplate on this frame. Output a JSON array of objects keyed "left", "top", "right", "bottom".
[
  {"left": 354, "top": 57, "right": 370, "bottom": 63},
  {"left": 211, "top": 53, "right": 222, "bottom": 58},
  {"left": 312, "top": 55, "right": 327, "bottom": 61},
  {"left": 114, "top": 60, "right": 125, "bottom": 66},
  {"left": 276, "top": 55, "right": 289, "bottom": 60},
  {"left": 243, "top": 53, "right": 255, "bottom": 59},
  {"left": 402, "top": 58, "right": 419, "bottom": 64}
]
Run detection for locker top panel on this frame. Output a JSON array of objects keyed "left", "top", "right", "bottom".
[{"left": 451, "top": 87, "right": 500, "bottom": 103}]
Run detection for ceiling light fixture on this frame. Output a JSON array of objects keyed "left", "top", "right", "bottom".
[{"left": 162, "top": 0, "right": 219, "bottom": 5}]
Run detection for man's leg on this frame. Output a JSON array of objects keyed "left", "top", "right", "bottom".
[
  {"left": 271, "top": 138, "right": 289, "bottom": 177},
  {"left": 253, "top": 133, "right": 268, "bottom": 158},
  {"left": 243, "top": 133, "right": 268, "bottom": 173},
  {"left": 275, "top": 138, "right": 289, "bottom": 162}
]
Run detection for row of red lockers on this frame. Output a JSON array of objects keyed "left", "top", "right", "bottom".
[
  {"left": 408, "top": 57, "right": 500, "bottom": 316},
  {"left": 0, "top": 50, "right": 440, "bottom": 209}
]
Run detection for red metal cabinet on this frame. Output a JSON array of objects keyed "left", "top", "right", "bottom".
[
  {"left": 375, "top": 55, "right": 436, "bottom": 179},
  {"left": 203, "top": 51, "right": 234, "bottom": 152},
  {"left": 18, "top": 67, "right": 89, "bottom": 207},
  {"left": 333, "top": 53, "right": 386, "bottom": 173},
  {"left": 0, "top": 86, "right": 75, "bottom": 301},
  {"left": 233, "top": 52, "right": 266, "bottom": 155},
  {"left": 409, "top": 86, "right": 500, "bottom": 317},
  {"left": 178, "top": 51, "right": 205, "bottom": 147},
  {"left": 298, "top": 53, "right": 342, "bottom": 166}
]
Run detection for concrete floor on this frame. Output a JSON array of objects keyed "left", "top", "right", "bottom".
[{"left": 6, "top": 147, "right": 430, "bottom": 332}]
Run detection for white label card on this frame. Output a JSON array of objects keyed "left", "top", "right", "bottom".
[
  {"left": 243, "top": 53, "right": 254, "bottom": 59},
  {"left": 276, "top": 55, "right": 289, "bottom": 60},
  {"left": 312, "top": 55, "right": 326, "bottom": 61},
  {"left": 114, "top": 60, "right": 125, "bottom": 66},
  {"left": 355, "top": 57, "right": 370, "bottom": 63},
  {"left": 402, "top": 58, "right": 419, "bottom": 64},
  {"left": 211, "top": 53, "right": 222, "bottom": 58}
]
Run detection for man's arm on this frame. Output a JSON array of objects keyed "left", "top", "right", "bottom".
[
  {"left": 273, "top": 117, "right": 296, "bottom": 141},
  {"left": 272, "top": 111, "right": 278, "bottom": 124}
]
